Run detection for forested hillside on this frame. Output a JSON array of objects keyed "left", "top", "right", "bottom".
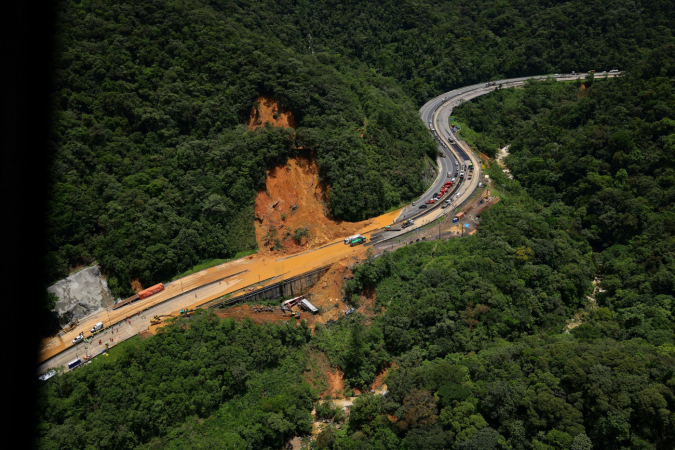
[
  {"left": 453, "top": 44, "right": 675, "bottom": 346},
  {"left": 46, "top": 0, "right": 675, "bottom": 296},
  {"left": 210, "top": 0, "right": 675, "bottom": 103},
  {"left": 39, "top": 3, "right": 675, "bottom": 449},
  {"left": 37, "top": 164, "right": 675, "bottom": 449},
  {"left": 46, "top": 0, "right": 435, "bottom": 294}
]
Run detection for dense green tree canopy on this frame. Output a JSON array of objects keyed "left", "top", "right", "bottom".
[
  {"left": 46, "top": 0, "right": 435, "bottom": 294},
  {"left": 453, "top": 44, "right": 675, "bottom": 346},
  {"left": 39, "top": 2, "right": 675, "bottom": 449}
]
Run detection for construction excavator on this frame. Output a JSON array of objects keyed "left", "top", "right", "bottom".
[
  {"left": 180, "top": 308, "right": 196, "bottom": 317},
  {"left": 150, "top": 314, "right": 175, "bottom": 325},
  {"left": 290, "top": 311, "right": 301, "bottom": 319},
  {"left": 61, "top": 319, "right": 79, "bottom": 333}
]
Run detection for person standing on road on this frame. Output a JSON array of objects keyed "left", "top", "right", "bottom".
[{"left": 99, "top": 340, "right": 101, "bottom": 345}]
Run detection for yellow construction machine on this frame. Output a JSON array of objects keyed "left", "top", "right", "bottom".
[
  {"left": 61, "top": 319, "right": 79, "bottom": 333},
  {"left": 290, "top": 311, "right": 301, "bottom": 319},
  {"left": 150, "top": 314, "right": 175, "bottom": 325}
]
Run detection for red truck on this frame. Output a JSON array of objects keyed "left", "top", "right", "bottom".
[{"left": 139, "top": 283, "right": 165, "bottom": 299}]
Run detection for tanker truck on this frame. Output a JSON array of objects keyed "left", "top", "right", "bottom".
[{"left": 344, "top": 234, "right": 362, "bottom": 245}]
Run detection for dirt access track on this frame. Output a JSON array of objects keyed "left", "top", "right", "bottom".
[{"left": 38, "top": 97, "right": 400, "bottom": 365}]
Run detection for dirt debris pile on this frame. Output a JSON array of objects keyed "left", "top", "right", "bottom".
[
  {"left": 248, "top": 95, "right": 297, "bottom": 130},
  {"left": 255, "top": 157, "right": 378, "bottom": 255}
]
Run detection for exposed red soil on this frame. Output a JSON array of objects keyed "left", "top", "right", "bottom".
[
  {"left": 254, "top": 156, "right": 380, "bottom": 255},
  {"left": 322, "top": 367, "right": 347, "bottom": 398},
  {"left": 356, "top": 286, "right": 383, "bottom": 325},
  {"left": 130, "top": 278, "right": 143, "bottom": 293},
  {"left": 248, "top": 96, "right": 297, "bottom": 130},
  {"left": 305, "top": 261, "right": 353, "bottom": 323},
  {"left": 477, "top": 152, "right": 491, "bottom": 167},
  {"left": 371, "top": 362, "right": 398, "bottom": 391}
]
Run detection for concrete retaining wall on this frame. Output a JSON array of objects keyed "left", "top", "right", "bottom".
[{"left": 206, "top": 265, "right": 332, "bottom": 309}]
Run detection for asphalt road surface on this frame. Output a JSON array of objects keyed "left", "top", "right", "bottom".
[{"left": 379, "top": 71, "right": 621, "bottom": 244}]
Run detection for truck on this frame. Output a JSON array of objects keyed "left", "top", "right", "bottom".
[
  {"left": 299, "top": 299, "right": 318, "bottom": 314},
  {"left": 38, "top": 370, "right": 56, "bottom": 382},
  {"left": 459, "top": 170, "right": 464, "bottom": 178},
  {"left": 68, "top": 358, "right": 82, "bottom": 370},
  {"left": 90, "top": 322, "right": 103, "bottom": 333},
  {"left": 455, "top": 212, "right": 465, "bottom": 221},
  {"left": 467, "top": 160, "right": 473, "bottom": 171},
  {"left": 350, "top": 236, "right": 367, "bottom": 247},
  {"left": 139, "top": 283, "right": 164, "bottom": 299},
  {"left": 61, "top": 318, "right": 79, "bottom": 333},
  {"left": 281, "top": 296, "right": 304, "bottom": 309},
  {"left": 344, "top": 234, "right": 362, "bottom": 245}
]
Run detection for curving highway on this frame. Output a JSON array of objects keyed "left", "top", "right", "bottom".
[{"left": 372, "top": 71, "right": 621, "bottom": 244}]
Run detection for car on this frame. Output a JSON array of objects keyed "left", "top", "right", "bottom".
[
  {"left": 433, "top": 193, "right": 439, "bottom": 198},
  {"left": 455, "top": 161, "right": 459, "bottom": 166},
  {"left": 72, "top": 335, "right": 84, "bottom": 344},
  {"left": 426, "top": 199, "right": 434, "bottom": 204},
  {"left": 456, "top": 193, "right": 461, "bottom": 198},
  {"left": 554, "top": 73, "right": 560, "bottom": 76},
  {"left": 610, "top": 69, "right": 618, "bottom": 73},
  {"left": 455, "top": 172, "right": 459, "bottom": 177},
  {"left": 412, "top": 201, "right": 416, "bottom": 206},
  {"left": 451, "top": 178, "right": 456, "bottom": 182},
  {"left": 419, "top": 204, "right": 427, "bottom": 209}
]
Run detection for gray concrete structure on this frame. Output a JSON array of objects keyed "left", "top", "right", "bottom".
[{"left": 48, "top": 266, "right": 119, "bottom": 323}]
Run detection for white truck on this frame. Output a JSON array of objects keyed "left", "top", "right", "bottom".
[
  {"left": 90, "top": 322, "right": 103, "bottom": 333},
  {"left": 299, "top": 299, "right": 318, "bottom": 314}
]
